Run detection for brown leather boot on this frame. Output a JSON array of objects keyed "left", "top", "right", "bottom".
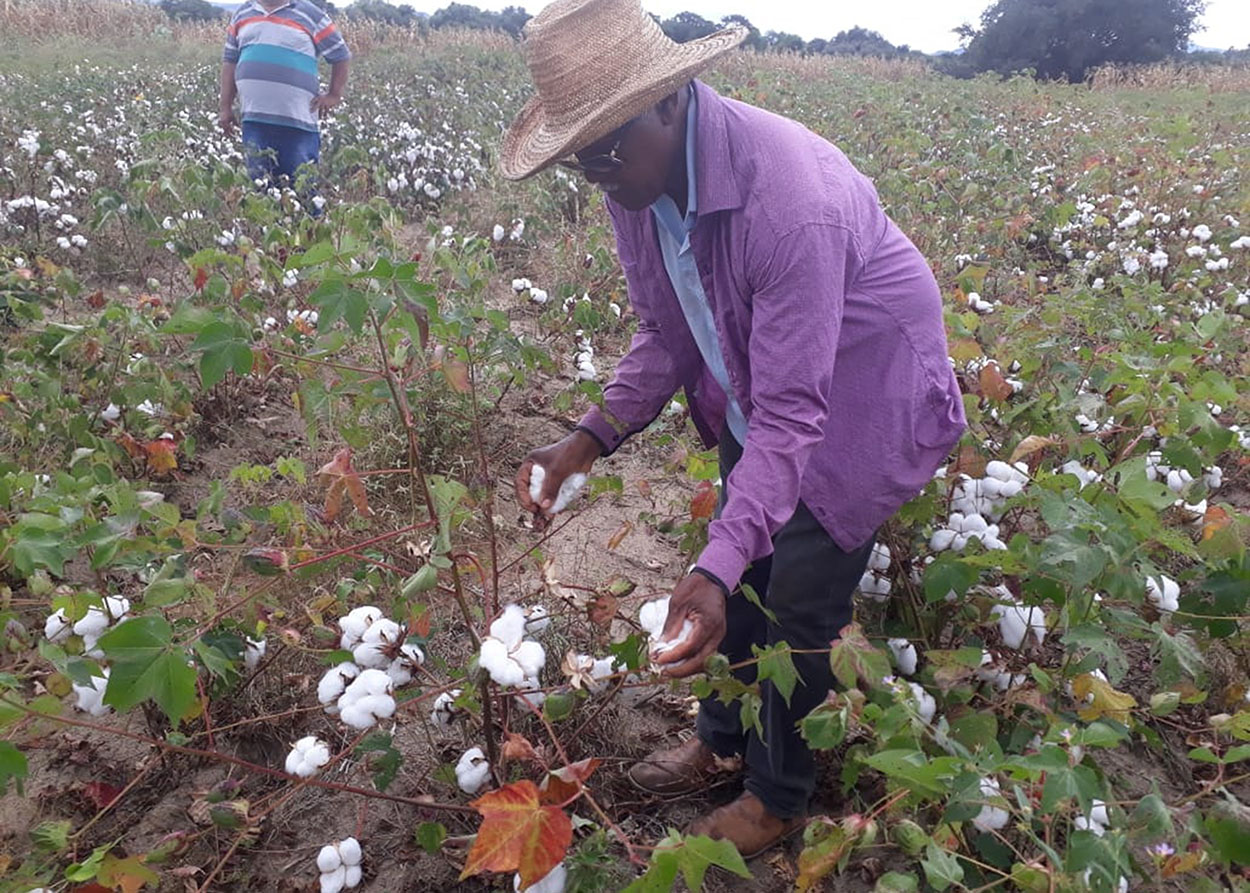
[
  {"left": 628, "top": 736, "right": 732, "bottom": 797},
  {"left": 687, "top": 791, "right": 806, "bottom": 859}
]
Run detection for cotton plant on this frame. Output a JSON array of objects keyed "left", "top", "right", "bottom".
[
  {"left": 478, "top": 604, "right": 546, "bottom": 688},
  {"left": 285, "top": 736, "right": 331, "bottom": 778},
  {"left": 514, "top": 863, "right": 567, "bottom": 893},
  {"left": 639, "top": 596, "right": 695, "bottom": 660},
  {"left": 455, "top": 746, "right": 491, "bottom": 794},
  {"left": 950, "top": 460, "right": 1028, "bottom": 520},
  {"left": 574, "top": 333, "right": 596, "bottom": 381},
  {"left": 317, "top": 837, "right": 362, "bottom": 893}
]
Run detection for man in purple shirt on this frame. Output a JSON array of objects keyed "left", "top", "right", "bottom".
[{"left": 502, "top": 0, "right": 965, "bottom": 857}]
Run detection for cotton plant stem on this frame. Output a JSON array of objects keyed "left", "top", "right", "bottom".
[{"left": 465, "top": 348, "right": 500, "bottom": 618}]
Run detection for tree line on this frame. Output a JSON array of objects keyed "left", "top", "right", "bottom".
[{"left": 161, "top": 0, "right": 1248, "bottom": 82}]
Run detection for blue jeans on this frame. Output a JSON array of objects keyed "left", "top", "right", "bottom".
[
  {"left": 241, "top": 121, "right": 320, "bottom": 186},
  {"left": 695, "top": 429, "right": 876, "bottom": 818}
]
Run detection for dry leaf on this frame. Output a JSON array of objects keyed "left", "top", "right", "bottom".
[
  {"left": 979, "top": 362, "right": 1015, "bottom": 402},
  {"left": 605, "top": 520, "right": 632, "bottom": 551},
  {"left": 460, "top": 781, "right": 572, "bottom": 889},
  {"left": 1073, "top": 673, "right": 1137, "bottom": 724},
  {"left": 316, "top": 447, "right": 372, "bottom": 521},
  {"left": 501, "top": 732, "right": 538, "bottom": 764},
  {"left": 1009, "top": 435, "right": 1059, "bottom": 465},
  {"left": 690, "top": 480, "right": 717, "bottom": 521}
]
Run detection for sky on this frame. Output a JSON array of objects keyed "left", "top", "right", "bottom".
[{"left": 398, "top": 0, "right": 1250, "bottom": 54}]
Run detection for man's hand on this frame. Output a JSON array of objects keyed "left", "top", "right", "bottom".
[
  {"left": 310, "top": 93, "right": 341, "bottom": 117},
  {"left": 218, "top": 108, "right": 236, "bottom": 136},
  {"left": 516, "top": 430, "right": 601, "bottom": 527},
  {"left": 651, "top": 573, "right": 727, "bottom": 678}
]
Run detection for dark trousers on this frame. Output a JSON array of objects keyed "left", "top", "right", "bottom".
[
  {"left": 695, "top": 431, "right": 875, "bottom": 818},
  {"left": 241, "top": 121, "right": 320, "bottom": 186}
]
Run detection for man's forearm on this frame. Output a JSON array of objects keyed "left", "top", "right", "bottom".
[
  {"left": 327, "top": 59, "right": 349, "bottom": 99},
  {"left": 219, "top": 62, "right": 237, "bottom": 110}
]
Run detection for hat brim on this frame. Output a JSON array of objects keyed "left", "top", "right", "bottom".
[{"left": 499, "top": 26, "right": 746, "bottom": 181}]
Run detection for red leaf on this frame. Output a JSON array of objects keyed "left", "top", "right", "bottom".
[
  {"left": 501, "top": 732, "right": 538, "bottom": 764},
  {"left": 461, "top": 781, "right": 572, "bottom": 889},
  {"left": 193, "top": 267, "right": 208, "bottom": 292},
  {"left": 83, "top": 780, "right": 125, "bottom": 810},
  {"left": 978, "top": 362, "right": 1014, "bottom": 403},
  {"left": 538, "top": 758, "right": 602, "bottom": 806},
  {"left": 690, "top": 480, "right": 717, "bottom": 521},
  {"left": 143, "top": 438, "right": 178, "bottom": 475}
]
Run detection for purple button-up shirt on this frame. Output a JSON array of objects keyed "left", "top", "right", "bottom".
[{"left": 579, "top": 80, "right": 966, "bottom": 592}]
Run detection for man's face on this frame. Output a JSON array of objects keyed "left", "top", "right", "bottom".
[{"left": 570, "top": 92, "right": 685, "bottom": 212}]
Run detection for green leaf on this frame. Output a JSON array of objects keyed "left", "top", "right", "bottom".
[
  {"left": 1205, "top": 813, "right": 1250, "bottom": 866},
  {"left": 356, "top": 732, "right": 401, "bottom": 791},
  {"left": 0, "top": 740, "right": 28, "bottom": 795},
  {"left": 874, "top": 871, "right": 920, "bottom": 893},
  {"left": 1117, "top": 472, "right": 1180, "bottom": 512},
  {"left": 948, "top": 713, "right": 998, "bottom": 752},
  {"left": 415, "top": 821, "right": 446, "bottom": 854},
  {"left": 862, "top": 750, "right": 959, "bottom": 798},
  {"left": 921, "top": 842, "right": 964, "bottom": 891},
  {"left": 1126, "top": 793, "right": 1171, "bottom": 843},
  {"left": 1040, "top": 764, "right": 1100, "bottom": 812},
  {"left": 622, "top": 831, "right": 750, "bottom": 893},
  {"left": 923, "top": 554, "right": 980, "bottom": 602},
  {"left": 829, "top": 623, "right": 891, "bottom": 691},
  {"left": 99, "top": 616, "right": 198, "bottom": 724},
  {"left": 753, "top": 642, "right": 799, "bottom": 706}
]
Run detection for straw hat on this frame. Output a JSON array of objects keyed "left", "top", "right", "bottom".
[{"left": 499, "top": 0, "right": 746, "bottom": 180}]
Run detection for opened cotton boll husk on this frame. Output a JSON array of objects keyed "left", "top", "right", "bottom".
[{"left": 528, "top": 465, "right": 587, "bottom": 514}]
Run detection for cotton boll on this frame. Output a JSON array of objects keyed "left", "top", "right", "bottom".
[
  {"left": 868, "top": 542, "right": 891, "bottom": 572},
  {"left": 244, "top": 636, "right": 266, "bottom": 671},
  {"left": 456, "top": 746, "right": 491, "bottom": 794},
  {"left": 972, "top": 776, "right": 1010, "bottom": 832},
  {"left": 385, "top": 643, "right": 424, "bottom": 686},
  {"left": 1145, "top": 575, "right": 1180, "bottom": 613},
  {"left": 72, "top": 668, "right": 110, "bottom": 716},
  {"left": 430, "top": 689, "right": 462, "bottom": 727},
  {"left": 489, "top": 604, "right": 528, "bottom": 649},
  {"left": 527, "top": 465, "right": 587, "bottom": 513},
  {"left": 317, "top": 844, "right": 342, "bottom": 873},
  {"left": 321, "top": 865, "right": 347, "bottom": 893},
  {"left": 888, "top": 638, "right": 917, "bottom": 676},
  {"left": 511, "top": 277, "right": 532, "bottom": 293},
  {"left": 929, "top": 528, "right": 957, "bottom": 552},
  {"left": 338, "top": 606, "right": 383, "bottom": 649},
  {"left": 352, "top": 618, "right": 403, "bottom": 668},
  {"left": 993, "top": 600, "right": 1046, "bottom": 650},
  {"left": 514, "top": 863, "right": 568, "bottom": 893},
  {"left": 285, "top": 736, "right": 331, "bottom": 777},
  {"left": 638, "top": 597, "right": 670, "bottom": 639},
  {"left": 511, "top": 639, "right": 547, "bottom": 679},
  {"left": 337, "top": 669, "right": 396, "bottom": 729},
  {"left": 515, "top": 676, "right": 548, "bottom": 710},
  {"left": 907, "top": 682, "right": 936, "bottom": 725},
  {"left": 44, "top": 609, "right": 71, "bottom": 643},
  {"left": 72, "top": 608, "right": 110, "bottom": 639},
  {"left": 649, "top": 619, "right": 694, "bottom": 657},
  {"left": 1204, "top": 466, "right": 1222, "bottom": 490},
  {"left": 344, "top": 866, "right": 361, "bottom": 888},
  {"left": 338, "top": 837, "right": 362, "bottom": 867},
  {"left": 102, "top": 595, "right": 129, "bottom": 620},
  {"left": 318, "top": 662, "right": 361, "bottom": 711},
  {"left": 479, "top": 638, "right": 527, "bottom": 687}
]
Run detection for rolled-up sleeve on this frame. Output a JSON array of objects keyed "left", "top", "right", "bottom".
[
  {"left": 313, "top": 13, "right": 351, "bottom": 62},
  {"left": 696, "top": 222, "right": 859, "bottom": 591}
]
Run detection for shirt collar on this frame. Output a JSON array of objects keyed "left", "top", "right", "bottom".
[
  {"left": 689, "top": 80, "right": 744, "bottom": 215},
  {"left": 649, "top": 84, "right": 699, "bottom": 247}
]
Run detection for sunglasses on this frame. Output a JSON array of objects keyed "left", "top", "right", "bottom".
[{"left": 557, "top": 118, "right": 636, "bottom": 175}]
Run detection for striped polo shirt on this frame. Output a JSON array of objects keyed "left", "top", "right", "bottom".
[{"left": 223, "top": 0, "right": 350, "bottom": 133}]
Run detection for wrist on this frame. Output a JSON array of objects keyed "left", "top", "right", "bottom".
[
  {"left": 570, "top": 427, "right": 605, "bottom": 461},
  {"left": 691, "top": 567, "right": 730, "bottom": 598}
]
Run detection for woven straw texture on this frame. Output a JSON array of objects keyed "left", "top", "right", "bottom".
[{"left": 499, "top": 0, "right": 745, "bottom": 180}]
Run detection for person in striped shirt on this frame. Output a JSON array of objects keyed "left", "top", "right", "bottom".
[{"left": 219, "top": 0, "right": 351, "bottom": 188}]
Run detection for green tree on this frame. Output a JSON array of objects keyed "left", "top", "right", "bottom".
[
  {"left": 159, "top": 0, "right": 225, "bottom": 23},
  {"left": 957, "top": 0, "right": 1207, "bottom": 81},
  {"left": 660, "top": 11, "right": 718, "bottom": 44},
  {"left": 720, "top": 14, "right": 765, "bottom": 52},
  {"left": 825, "top": 26, "right": 906, "bottom": 58},
  {"left": 763, "top": 30, "right": 806, "bottom": 54}
]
